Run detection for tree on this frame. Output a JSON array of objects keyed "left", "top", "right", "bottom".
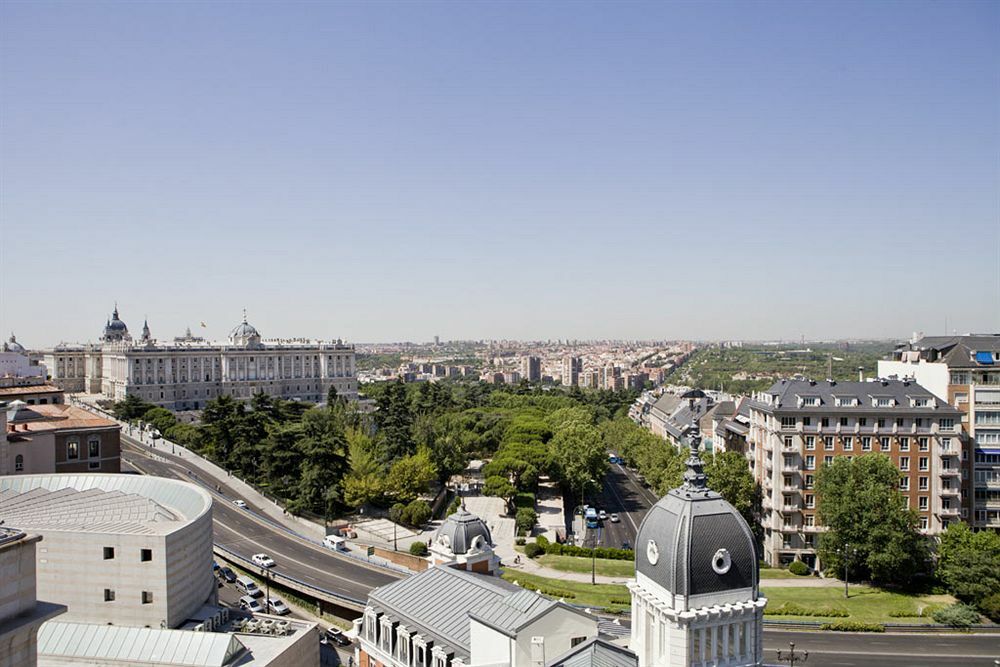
[
  {"left": 141, "top": 407, "right": 177, "bottom": 435},
  {"left": 515, "top": 507, "right": 538, "bottom": 535},
  {"left": 816, "top": 454, "right": 929, "bottom": 586},
  {"left": 113, "top": 394, "right": 155, "bottom": 420},
  {"left": 401, "top": 499, "right": 432, "bottom": 527},
  {"left": 483, "top": 475, "right": 517, "bottom": 515},
  {"left": 482, "top": 457, "right": 538, "bottom": 492},
  {"left": 551, "top": 422, "right": 607, "bottom": 496},
  {"left": 937, "top": 522, "right": 1000, "bottom": 605},
  {"left": 386, "top": 449, "right": 437, "bottom": 503},
  {"left": 705, "top": 451, "right": 761, "bottom": 536},
  {"left": 343, "top": 427, "right": 386, "bottom": 508},
  {"left": 377, "top": 381, "right": 414, "bottom": 463}
]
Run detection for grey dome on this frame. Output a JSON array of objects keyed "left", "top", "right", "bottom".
[
  {"left": 230, "top": 310, "right": 261, "bottom": 342},
  {"left": 635, "top": 428, "right": 757, "bottom": 609},
  {"left": 434, "top": 505, "right": 492, "bottom": 555},
  {"left": 102, "top": 306, "right": 130, "bottom": 341},
  {"left": 5, "top": 333, "right": 25, "bottom": 353}
]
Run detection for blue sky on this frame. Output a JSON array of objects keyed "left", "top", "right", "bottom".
[{"left": 2, "top": 1, "right": 998, "bottom": 345}]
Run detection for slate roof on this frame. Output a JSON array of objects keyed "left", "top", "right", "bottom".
[
  {"left": 547, "top": 637, "right": 637, "bottom": 667},
  {"left": 468, "top": 588, "right": 558, "bottom": 636},
  {"left": 756, "top": 379, "right": 961, "bottom": 415},
  {"left": 903, "top": 334, "right": 1000, "bottom": 368}
]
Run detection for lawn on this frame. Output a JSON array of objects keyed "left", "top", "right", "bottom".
[
  {"left": 537, "top": 553, "right": 635, "bottom": 578},
  {"left": 758, "top": 568, "right": 805, "bottom": 579},
  {"left": 501, "top": 571, "right": 630, "bottom": 611},
  {"left": 761, "top": 586, "right": 954, "bottom": 624},
  {"left": 500, "top": 569, "right": 956, "bottom": 624}
]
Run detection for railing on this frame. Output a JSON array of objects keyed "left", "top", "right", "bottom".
[{"left": 213, "top": 543, "right": 368, "bottom": 610}]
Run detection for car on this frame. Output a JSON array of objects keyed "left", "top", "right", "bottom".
[
  {"left": 267, "top": 597, "right": 290, "bottom": 615},
  {"left": 239, "top": 595, "right": 263, "bottom": 613},
  {"left": 251, "top": 553, "right": 276, "bottom": 568},
  {"left": 232, "top": 499, "right": 248, "bottom": 509},
  {"left": 610, "top": 513, "right": 620, "bottom": 523},
  {"left": 598, "top": 510, "right": 608, "bottom": 521},
  {"left": 218, "top": 566, "right": 237, "bottom": 583},
  {"left": 324, "top": 627, "right": 352, "bottom": 647}
]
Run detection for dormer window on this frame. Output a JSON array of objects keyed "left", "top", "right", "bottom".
[
  {"left": 873, "top": 397, "right": 895, "bottom": 407},
  {"left": 834, "top": 396, "right": 857, "bottom": 407},
  {"left": 911, "top": 397, "right": 930, "bottom": 407},
  {"left": 799, "top": 396, "right": 820, "bottom": 407}
]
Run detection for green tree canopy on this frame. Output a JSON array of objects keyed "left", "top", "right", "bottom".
[
  {"left": 937, "top": 522, "right": 1000, "bottom": 605},
  {"left": 816, "top": 454, "right": 929, "bottom": 586},
  {"left": 551, "top": 422, "right": 607, "bottom": 495}
]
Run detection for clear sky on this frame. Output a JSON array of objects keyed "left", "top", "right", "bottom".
[{"left": 2, "top": 1, "right": 998, "bottom": 346}]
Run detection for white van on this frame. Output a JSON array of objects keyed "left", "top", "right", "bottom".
[
  {"left": 239, "top": 595, "right": 263, "bottom": 613},
  {"left": 236, "top": 576, "right": 262, "bottom": 598},
  {"left": 323, "top": 535, "right": 348, "bottom": 552}
]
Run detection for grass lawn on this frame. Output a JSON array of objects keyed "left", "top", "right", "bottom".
[
  {"left": 758, "top": 568, "right": 805, "bottom": 579},
  {"left": 761, "top": 586, "right": 954, "bottom": 624},
  {"left": 501, "top": 571, "right": 630, "bottom": 611},
  {"left": 536, "top": 554, "right": 636, "bottom": 578}
]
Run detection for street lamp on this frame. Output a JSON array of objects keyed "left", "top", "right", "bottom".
[
  {"left": 776, "top": 642, "right": 808, "bottom": 666},
  {"left": 260, "top": 567, "right": 271, "bottom": 607},
  {"left": 838, "top": 544, "right": 858, "bottom": 599}
]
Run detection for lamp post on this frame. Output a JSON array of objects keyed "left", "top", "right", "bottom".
[
  {"left": 260, "top": 567, "right": 270, "bottom": 607},
  {"left": 776, "top": 642, "right": 808, "bottom": 666},
  {"left": 838, "top": 544, "right": 858, "bottom": 599}
]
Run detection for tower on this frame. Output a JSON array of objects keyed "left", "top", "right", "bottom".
[{"left": 628, "top": 425, "right": 765, "bottom": 666}]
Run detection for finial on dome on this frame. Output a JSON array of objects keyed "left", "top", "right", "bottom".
[
  {"left": 242, "top": 307, "right": 248, "bottom": 323},
  {"left": 681, "top": 422, "right": 708, "bottom": 491}
]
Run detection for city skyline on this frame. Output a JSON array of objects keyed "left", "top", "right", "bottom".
[{"left": 2, "top": 1, "right": 998, "bottom": 345}]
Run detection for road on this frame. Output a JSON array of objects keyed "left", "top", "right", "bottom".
[
  {"left": 121, "top": 436, "right": 400, "bottom": 604},
  {"left": 763, "top": 629, "right": 1000, "bottom": 666},
  {"left": 581, "top": 460, "right": 658, "bottom": 550}
]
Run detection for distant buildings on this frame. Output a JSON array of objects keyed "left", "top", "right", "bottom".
[
  {"left": 878, "top": 334, "right": 1000, "bottom": 532},
  {"left": 43, "top": 306, "right": 357, "bottom": 410},
  {"left": 561, "top": 356, "right": 582, "bottom": 387},
  {"left": 748, "top": 379, "right": 963, "bottom": 568},
  {"left": 520, "top": 356, "right": 541, "bottom": 382}
]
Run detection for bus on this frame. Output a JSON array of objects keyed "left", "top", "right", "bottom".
[{"left": 585, "top": 507, "right": 599, "bottom": 529}]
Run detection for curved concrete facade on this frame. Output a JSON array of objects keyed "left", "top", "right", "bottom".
[{"left": 0, "top": 474, "right": 214, "bottom": 628}]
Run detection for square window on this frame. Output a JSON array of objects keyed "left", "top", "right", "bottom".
[
  {"left": 840, "top": 417, "right": 849, "bottom": 426},
  {"left": 104, "top": 588, "right": 115, "bottom": 602},
  {"left": 88, "top": 438, "right": 100, "bottom": 458},
  {"left": 103, "top": 547, "right": 115, "bottom": 560},
  {"left": 859, "top": 417, "right": 868, "bottom": 427},
  {"left": 142, "top": 591, "right": 153, "bottom": 604},
  {"left": 919, "top": 497, "right": 928, "bottom": 510},
  {"left": 141, "top": 549, "right": 152, "bottom": 562},
  {"left": 821, "top": 417, "right": 830, "bottom": 427},
  {"left": 67, "top": 440, "right": 79, "bottom": 460}
]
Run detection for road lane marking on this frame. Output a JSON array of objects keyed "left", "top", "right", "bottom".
[{"left": 604, "top": 470, "right": 640, "bottom": 536}]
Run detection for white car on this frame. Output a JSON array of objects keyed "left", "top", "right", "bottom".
[
  {"left": 232, "top": 499, "right": 248, "bottom": 509},
  {"left": 251, "top": 553, "right": 275, "bottom": 568},
  {"left": 598, "top": 510, "right": 608, "bottom": 521},
  {"left": 267, "top": 597, "right": 290, "bottom": 615},
  {"left": 239, "top": 595, "right": 263, "bottom": 613},
  {"left": 610, "top": 513, "right": 620, "bottom": 523}
]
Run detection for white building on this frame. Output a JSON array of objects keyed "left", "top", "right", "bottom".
[
  {"left": 0, "top": 333, "right": 47, "bottom": 386},
  {"left": 44, "top": 306, "right": 357, "bottom": 410}
]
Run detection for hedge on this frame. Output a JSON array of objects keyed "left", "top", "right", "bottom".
[
  {"left": 409, "top": 541, "right": 428, "bottom": 557},
  {"left": 764, "top": 603, "right": 849, "bottom": 618},
  {"left": 524, "top": 543, "right": 543, "bottom": 559},
  {"left": 516, "top": 581, "right": 576, "bottom": 599},
  {"left": 888, "top": 607, "right": 937, "bottom": 618},
  {"left": 788, "top": 560, "right": 810, "bottom": 576},
  {"left": 819, "top": 621, "right": 885, "bottom": 633},
  {"left": 535, "top": 535, "right": 634, "bottom": 561}
]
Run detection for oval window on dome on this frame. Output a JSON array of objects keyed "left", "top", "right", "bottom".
[
  {"left": 646, "top": 539, "right": 659, "bottom": 565},
  {"left": 712, "top": 548, "right": 732, "bottom": 575}
]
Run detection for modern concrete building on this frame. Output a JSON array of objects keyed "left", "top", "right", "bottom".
[
  {"left": 43, "top": 306, "right": 358, "bottom": 410},
  {"left": 1, "top": 402, "right": 121, "bottom": 476},
  {"left": 0, "top": 474, "right": 214, "bottom": 628},
  {"left": 878, "top": 334, "right": 1000, "bottom": 531},
  {"left": 520, "top": 356, "right": 541, "bottom": 383},
  {"left": 0, "top": 529, "right": 66, "bottom": 667},
  {"left": 747, "top": 378, "right": 964, "bottom": 567},
  {"left": 561, "top": 356, "right": 582, "bottom": 387}
]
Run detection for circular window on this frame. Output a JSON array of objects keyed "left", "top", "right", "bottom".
[
  {"left": 712, "top": 548, "right": 732, "bottom": 575},
  {"left": 646, "top": 539, "right": 659, "bottom": 565}
]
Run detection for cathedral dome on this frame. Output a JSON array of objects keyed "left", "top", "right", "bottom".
[
  {"left": 434, "top": 505, "right": 492, "bottom": 556},
  {"left": 102, "top": 306, "right": 130, "bottom": 342},
  {"left": 634, "top": 426, "right": 757, "bottom": 608},
  {"left": 5, "top": 333, "right": 25, "bottom": 354}
]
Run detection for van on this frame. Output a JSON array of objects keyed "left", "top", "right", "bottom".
[
  {"left": 323, "top": 535, "right": 348, "bottom": 552},
  {"left": 236, "top": 576, "right": 262, "bottom": 598},
  {"left": 239, "top": 595, "right": 263, "bottom": 613}
]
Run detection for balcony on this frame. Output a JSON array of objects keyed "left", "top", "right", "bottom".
[
  {"left": 936, "top": 505, "right": 960, "bottom": 518},
  {"left": 939, "top": 486, "right": 960, "bottom": 497},
  {"left": 940, "top": 468, "right": 961, "bottom": 477},
  {"left": 801, "top": 524, "right": 823, "bottom": 533},
  {"left": 778, "top": 505, "right": 801, "bottom": 515}
]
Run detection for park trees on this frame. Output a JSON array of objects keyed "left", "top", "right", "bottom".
[
  {"left": 816, "top": 454, "right": 929, "bottom": 586},
  {"left": 552, "top": 421, "right": 607, "bottom": 499},
  {"left": 937, "top": 522, "right": 1000, "bottom": 615},
  {"left": 705, "top": 450, "right": 761, "bottom": 535}
]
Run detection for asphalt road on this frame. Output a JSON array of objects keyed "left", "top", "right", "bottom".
[
  {"left": 121, "top": 437, "right": 400, "bottom": 604},
  {"left": 763, "top": 629, "right": 1000, "bottom": 666},
  {"left": 579, "top": 460, "right": 658, "bottom": 549}
]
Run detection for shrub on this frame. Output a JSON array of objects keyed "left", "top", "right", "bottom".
[
  {"left": 978, "top": 592, "right": 1000, "bottom": 623},
  {"left": 524, "top": 543, "right": 544, "bottom": 559},
  {"left": 536, "top": 535, "right": 551, "bottom": 548},
  {"left": 819, "top": 621, "right": 885, "bottom": 632},
  {"left": 514, "top": 492, "right": 536, "bottom": 509},
  {"left": 515, "top": 537, "right": 526, "bottom": 546},
  {"left": 409, "top": 541, "right": 428, "bottom": 557},
  {"left": 515, "top": 508, "right": 538, "bottom": 536},
  {"left": 933, "top": 603, "right": 982, "bottom": 629},
  {"left": 788, "top": 560, "right": 810, "bottom": 576},
  {"left": 517, "top": 581, "right": 575, "bottom": 599},
  {"left": 764, "top": 603, "right": 848, "bottom": 618},
  {"left": 888, "top": 606, "right": 938, "bottom": 618},
  {"left": 536, "top": 540, "right": 634, "bottom": 561},
  {"left": 389, "top": 503, "right": 405, "bottom": 524},
  {"left": 401, "top": 500, "right": 432, "bottom": 527}
]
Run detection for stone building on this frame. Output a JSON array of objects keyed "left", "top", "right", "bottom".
[
  {"left": 43, "top": 306, "right": 357, "bottom": 410},
  {"left": 1, "top": 401, "right": 121, "bottom": 476}
]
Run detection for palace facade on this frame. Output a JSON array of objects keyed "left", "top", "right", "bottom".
[{"left": 43, "top": 306, "right": 357, "bottom": 410}]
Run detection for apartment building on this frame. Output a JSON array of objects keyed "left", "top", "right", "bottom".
[
  {"left": 748, "top": 378, "right": 963, "bottom": 568},
  {"left": 879, "top": 334, "right": 1000, "bottom": 531}
]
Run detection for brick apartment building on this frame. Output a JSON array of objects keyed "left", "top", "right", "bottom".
[{"left": 748, "top": 378, "right": 963, "bottom": 568}]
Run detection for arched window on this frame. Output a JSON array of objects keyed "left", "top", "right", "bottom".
[{"left": 15, "top": 454, "right": 24, "bottom": 472}]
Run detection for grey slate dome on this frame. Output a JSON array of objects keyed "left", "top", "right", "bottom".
[
  {"left": 229, "top": 310, "right": 262, "bottom": 347},
  {"left": 434, "top": 505, "right": 492, "bottom": 555},
  {"left": 102, "top": 305, "right": 130, "bottom": 341},
  {"left": 635, "top": 426, "right": 758, "bottom": 608}
]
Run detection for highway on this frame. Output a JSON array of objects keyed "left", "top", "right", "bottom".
[
  {"left": 763, "top": 629, "right": 1000, "bottom": 666},
  {"left": 121, "top": 436, "right": 401, "bottom": 605},
  {"left": 582, "top": 460, "right": 658, "bottom": 550}
]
